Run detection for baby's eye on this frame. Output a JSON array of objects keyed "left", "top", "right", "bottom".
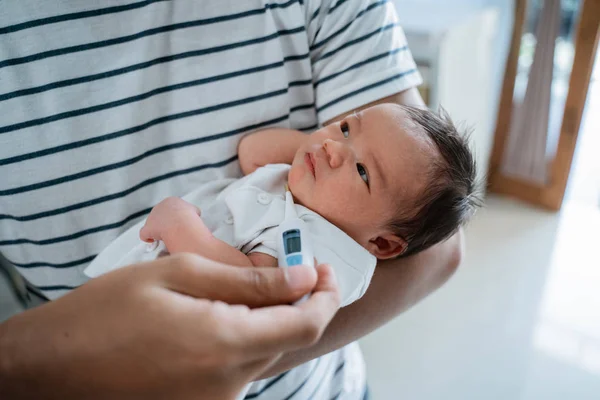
[
  {"left": 340, "top": 121, "right": 349, "bottom": 138},
  {"left": 357, "top": 164, "right": 369, "bottom": 185}
]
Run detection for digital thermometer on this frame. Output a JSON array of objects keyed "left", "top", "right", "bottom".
[{"left": 276, "top": 188, "right": 314, "bottom": 302}]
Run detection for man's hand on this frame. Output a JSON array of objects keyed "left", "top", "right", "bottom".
[{"left": 0, "top": 254, "right": 340, "bottom": 400}]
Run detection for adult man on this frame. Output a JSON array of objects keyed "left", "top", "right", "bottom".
[{"left": 0, "top": 0, "right": 462, "bottom": 398}]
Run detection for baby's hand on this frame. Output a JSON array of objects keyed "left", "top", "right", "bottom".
[{"left": 140, "top": 197, "right": 201, "bottom": 243}]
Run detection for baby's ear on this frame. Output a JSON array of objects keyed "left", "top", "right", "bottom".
[{"left": 367, "top": 233, "right": 407, "bottom": 259}]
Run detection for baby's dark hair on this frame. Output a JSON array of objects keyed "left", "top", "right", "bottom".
[{"left": 390, "top": 106, "right": 481, "bottom": 257}]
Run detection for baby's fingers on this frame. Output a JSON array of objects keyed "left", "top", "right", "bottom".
[{"left": 139, "top": 224, "right": 157, "bottom": 243}]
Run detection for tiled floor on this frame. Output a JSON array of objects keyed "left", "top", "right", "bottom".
[{"left": 360, "top": 196, "right": 600, "bottom": 399}]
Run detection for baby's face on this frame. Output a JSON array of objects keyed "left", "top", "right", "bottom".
[{"left": 288, "top": 104, "right": 437, "bottom": 259}]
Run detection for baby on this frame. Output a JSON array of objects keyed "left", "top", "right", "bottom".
[{"left": 85, "top": 104, "right": 478, "bottom": 306}]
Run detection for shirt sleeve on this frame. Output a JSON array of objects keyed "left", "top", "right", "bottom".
[{"left": 306, "top": 0, "right": 423, "bottom": 124}]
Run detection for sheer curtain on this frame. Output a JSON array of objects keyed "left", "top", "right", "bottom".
[{"left": 501, "top": 0, "right": 562, "bottom": 185}]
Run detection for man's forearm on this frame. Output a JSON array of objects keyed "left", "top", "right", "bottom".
[
  {"left": 259, "top": 229, "right": 463, "bottom": 378},
  {"left": 259, "top": 86, "right": 459, "bottom": 378}
]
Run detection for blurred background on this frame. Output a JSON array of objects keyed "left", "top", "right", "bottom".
[{"left": 360, "top": 0, "right": 600, "bottom": 398}]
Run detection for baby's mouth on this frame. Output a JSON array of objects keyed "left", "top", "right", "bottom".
[{"left": 304, "top": 152, "right": 316, "bottom": 178}]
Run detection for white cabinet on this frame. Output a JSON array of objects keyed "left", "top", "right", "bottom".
[{"left": 393, "top": 0, "right": 513, "bottom": 183}]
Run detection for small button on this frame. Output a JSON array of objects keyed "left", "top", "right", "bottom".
[
  {"left": 225, "top": 215, "right": 234, "bottom": 225},
  {"left": 257, "top": 193, "right": 272, "bottom": 205},
  {"left": 145, "top": 241, "right": 159, "bottom": 252}
]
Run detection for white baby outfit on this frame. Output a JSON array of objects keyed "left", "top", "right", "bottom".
[{"left": 85, "top": 164, "right": 376, "bottom": 307}]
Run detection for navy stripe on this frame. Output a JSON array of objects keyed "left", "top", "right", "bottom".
[
  {"left": 0, "top": 156, "right": 237, "bottom": 246},
  {"left": 0, "top": 0, "right": 300, "bottom": 69},
  {"left": 0, "top": 86, "right": 287, "bottom": 176},
  {"left": 334, "top": 361, "right": 345, "bottom": 376},
  {"left": 298, "top": 123, "right": 318, "bottom": 132},
  {"left": 313, "top": 21, "right": 324, "bottom": 43},
  {"left": 0, "top": 59, "right": 305, "bottom": 136},
  {"left": 289, "top": 79, "right": 313, "bottom": 87},
  {"left": 37, "top": 284, "right": 79, "bottom": 291},
  {"left": 0, "top": 116, "right": 287, "bottom": 222},
  {"left": 328, "top": 0, "right": 350, "bottom": 14},
  {"left": 314, "top": 47, "right": 407, "bottom": 88},
  {"left": 304, "top": 358, "right": 335, "bottom": 400},
  {"left": 283, "top": 53, "right": 310, "bottom": 62},
  {"left": 283, "top": 358, "right": 324, "bottom": 400},
  {"left": 11, "top": 255, "right": 96, "bottom": 269},
  {"left": 290, "top": 102, "right": 315, "bottom": 112},
  {"left": 326, "top": 362, "right": 346, "bottom": 400},
  {"left": 309, "top": 6, "right": 321, "bottom": 23},
  {"left": 315, "top": 22, "right": 400, "bottom": 64},
  {"left": 269, "top": 0, "right": 301, "bottom": 8},
  {"left": 310, "top": 0, "right": 387, "bottom": 51},
  {"left": 0, "top": 29, "right": 307, "bottom": 104},
  {"left": 0, "top": 0, "right": 168, "bottom": 35},
  {"left": 244, "top": 371, "right": 291, "bottom": 399},
  {"left": 317, "top": 69, "right": 417, "bottom": 112},
  {"left": 329, "top": 383, "right": 368, "bottom": 400}
]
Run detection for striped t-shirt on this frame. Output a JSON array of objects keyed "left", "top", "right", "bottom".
[{"left": 1, "top": 0, "right": 421, "bottom": 398}]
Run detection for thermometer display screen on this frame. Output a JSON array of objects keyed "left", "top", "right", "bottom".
[{"left": 283, "top": 229, "right": 301, "bottom": 254}]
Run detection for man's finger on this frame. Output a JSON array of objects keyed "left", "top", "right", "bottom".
[
  {"left": 161, "top": 253, "right": 318, "bottom": 307},
  {"left": 228, "top": 264, "right": 340, "bottom": 359}
]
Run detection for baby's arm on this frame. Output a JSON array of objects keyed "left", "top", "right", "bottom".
[
  {"left": 140, "top": 197, "right": 277, "bottom": 268},
  {"left": 238, "top": 128, "right": 308, "bottom": 175}
]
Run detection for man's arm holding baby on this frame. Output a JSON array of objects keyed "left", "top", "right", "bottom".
[
  {"left": 136, "top": 89, "right": 463, "bottom": 379},
  {"left": 244, "top": 89, "right": 464, "bottom": 378},
  {"left": 140, "top": 197, "right": 277, "bottom": 268}
]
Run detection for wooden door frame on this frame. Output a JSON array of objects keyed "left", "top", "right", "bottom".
[{"left": 487, "top": 0, "right": 600, "bottom": 211}]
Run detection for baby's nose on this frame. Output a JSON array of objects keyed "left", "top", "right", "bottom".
[{"left": 323, "top": 139, "right": 347, "bottom": 168}]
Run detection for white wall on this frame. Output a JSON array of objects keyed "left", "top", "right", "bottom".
[
  {"left": 437, "top": 8, "right": 500, "bottom": 184},
  {"left": 394, "top": 0, "right": 514, "bottom": 184}
]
